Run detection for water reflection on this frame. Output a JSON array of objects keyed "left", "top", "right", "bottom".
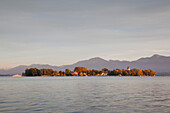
[{"left": 0, "top": 77, "right": 170, "bottom": 113}]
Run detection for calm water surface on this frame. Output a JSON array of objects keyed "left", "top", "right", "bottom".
[{"left": 0, "top": 76, "right": 170, "bottom": 113}]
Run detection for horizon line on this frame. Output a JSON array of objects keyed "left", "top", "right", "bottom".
[{"left": 0, "top": 53, "right": 168, "bottom": 70}]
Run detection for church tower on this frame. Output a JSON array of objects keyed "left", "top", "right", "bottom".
[{"left": 127, "top": 66, "right": 130, "bottom": 70}]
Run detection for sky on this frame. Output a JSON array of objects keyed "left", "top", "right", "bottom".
[{"left": 0, "top": 0, "right": 170, "bottom": 69}]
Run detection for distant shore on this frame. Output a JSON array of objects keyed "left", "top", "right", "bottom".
[
  {"left": 1, "top": 74, "right": 170, "bottom": 77},
  {"left": 0, "top": 75, "right": 12, "bottom": 76},
  {"left": 22, "top": 67, "right": 157, "bottom": 77},
  {"left": 157, "top": 74, "right": 170, "bottom": 76}
]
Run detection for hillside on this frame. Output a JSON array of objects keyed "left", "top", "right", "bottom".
[{"left": 0, "top": 54, "right": 170, "bottom": 75}]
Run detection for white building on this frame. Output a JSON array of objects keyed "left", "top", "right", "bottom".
[{"left": 127, "top": 67, "right": 130, "bottom": 70}]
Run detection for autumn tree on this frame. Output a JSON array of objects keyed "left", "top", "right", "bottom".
[
  {"left": 74, "top": 67, "right": 87, "bottom": 72},
  {"left": 102, "top": 68, "right": 108, "bottom": 74},
  {"left": 53, "top": 71, "right": 58, "bottom": 76},
  {"left": 25, "top": 68, "right": 40, "bottom": 76},
  {"left": 59, "top": 71, "right": 64, "bottom": 76},
  {"left": 65, "top": 69, "right": 71, "bottom": 76},
  {"left": 143, "top": 69, "right": 156, "bottom": 76},
  {"left": 136, "top": 69, "right": 143, "bottom": 76},
  {"left": 24, "top": 67, "right": 156, "bottom": 77},
  {"left": 79, "top": 72, "right": 83, "bottom": 76}
]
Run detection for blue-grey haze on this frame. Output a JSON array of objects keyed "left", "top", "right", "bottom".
[{"left": 0, "top": 0, "right": 170, "bottom": 68}]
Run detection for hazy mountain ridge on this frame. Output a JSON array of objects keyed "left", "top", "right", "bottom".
[{"left": 1, "top": 54, "right": 170, "bottom": 75}]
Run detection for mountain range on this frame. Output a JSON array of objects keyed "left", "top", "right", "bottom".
[{"left": 1, "top": 54, "right": 170, "bottom": 75}]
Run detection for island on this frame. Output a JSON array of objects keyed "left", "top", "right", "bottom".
[{"left": 22, "top": 67, "right": 156, "bottom": 77}]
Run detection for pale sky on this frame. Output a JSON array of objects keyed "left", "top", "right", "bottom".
[{"left": 0, "top": 0, "right": 170, "bottom": 69}]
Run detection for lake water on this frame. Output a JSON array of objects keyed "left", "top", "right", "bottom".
[{"left": 0, "top": 76, "right": 170, "bottom": 113}]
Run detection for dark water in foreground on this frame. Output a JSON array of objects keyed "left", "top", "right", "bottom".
[{"left": 0, "top": 77, "right": 170, "bottom": 113}]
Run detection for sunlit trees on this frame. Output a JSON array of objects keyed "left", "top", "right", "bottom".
[
  {"left": 25, "top": 68, "right": 40, "bottom": 76},
  {"left": 143, "top": 69, "right": 156, "bottom": 76},
  {"left": 65, "top": 69, "right": 71, "bottom": 76},
  {"left": 79, "top": 72, "right": 83, "bottom": 76},
  {"left": 40, "top": 69, "right": 46, "bottom": 75},
  {"left": 53, "top": 71, "right": 58, "bottom": 76},
  {"left": 47, "top": 69, "right": 54, "bottom": 75},
  {"left": 102, "top": 68, "right": 108, "bottom": 73},
  {"left": 59, "top": 71, "right": 64, "bottom": 76},
  {"left": 123, "top": 70, "right": 129, "bottom": 76},
  {"left": 74, "top": 67, "right": 87, "bottom": 72},
  {"left": 108, "top": 68, "right": 156, "bottom": 76},
  {"left": 136, "top": 69, "right": 143, "bottom": 76},
  {"left": 113, "top": 69, "right": 119, "bottom": 75},
  {"left": 24, "top": 67, "right": 156, "bottom": 76}
]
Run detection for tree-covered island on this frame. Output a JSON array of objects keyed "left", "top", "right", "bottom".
[{"left": 23, "top": 67, "right": 156, "bottom": 76}]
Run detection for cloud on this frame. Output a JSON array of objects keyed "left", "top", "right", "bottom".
[
  {"left": 0, "top": 0, "right": 170, "bottom": 68},
  {"left": 147, "top": 49, "right": 170, "bottom": 53}
]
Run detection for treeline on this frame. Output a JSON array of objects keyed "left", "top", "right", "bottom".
[
  {"left": 108, "top": 69, "right": 156, "bottom": 76},
  {"left": 23, "top": 67, "right": 156, "bottom": 76}
]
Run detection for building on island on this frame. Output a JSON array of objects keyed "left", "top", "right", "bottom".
[{"left": 12, "top": 74, "right": 22, "bottom": 77}]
